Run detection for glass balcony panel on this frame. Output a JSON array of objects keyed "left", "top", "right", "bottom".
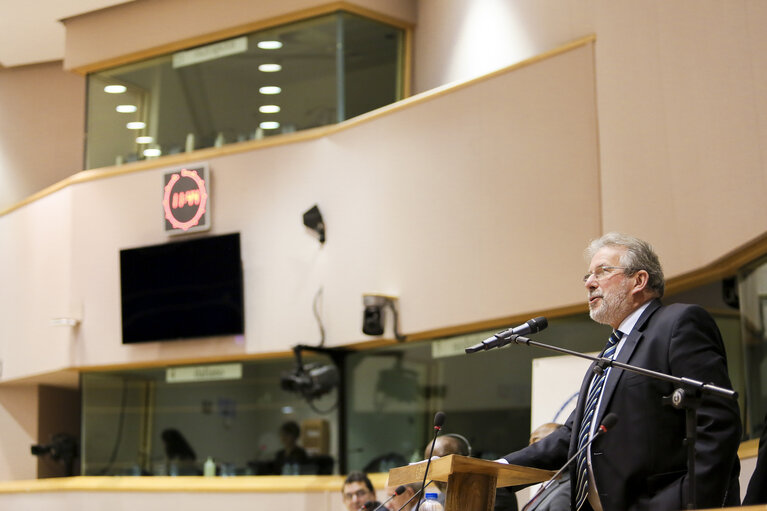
[{"left": 85, "top": 12, "right": 405, "bottom": 169}]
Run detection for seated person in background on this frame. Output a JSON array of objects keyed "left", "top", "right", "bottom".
[
  {"left": 523, "top": 423, "right": 569, "bottom": 511},
  {"left": 423, "top": 435, "right": 467, "bottom": 500},
  {"left": 383, "top": 482, "right": 422, "bottom": 511},
  {"left": 161, "top": 428, "right": 200, "bottom": 475},
  {"left": 342, "top": 471, "right": 379, "bottom": 511},
  {"left": 424, "top": 434, "right": 518, "bottom": 511},
  {"left": 274, "top": 420, "right": 308, "bottom": 475},
  {"left": 527, "top": 423, "right": 560, "bottom": 446}
]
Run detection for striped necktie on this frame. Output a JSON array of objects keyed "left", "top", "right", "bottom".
[{"left": 574, "top": 330, "right": 622, "bottom": 510}]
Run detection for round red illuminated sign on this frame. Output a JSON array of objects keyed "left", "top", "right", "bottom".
[{"left": 163, "top": 168, "right": 209, "bottom": 231}]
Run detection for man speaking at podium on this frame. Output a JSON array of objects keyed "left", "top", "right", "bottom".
[{"left": 501, "top": 233, "right": 741, "bottom": 510}]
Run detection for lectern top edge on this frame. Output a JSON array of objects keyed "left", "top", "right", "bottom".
[{"left": 386, "top": 455, "right": 555, "bottom": 488}]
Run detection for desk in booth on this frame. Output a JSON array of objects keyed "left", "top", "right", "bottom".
[{"left": 387, "top": 455, "right": 554, "bottom": 511}]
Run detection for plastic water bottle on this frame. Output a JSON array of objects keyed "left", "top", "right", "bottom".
[
  {"left": 420, "top": 492, "right": 444, "bottom": 511},
  {"left": 203, "top": 456, "right": 216, "bottom": 477}
]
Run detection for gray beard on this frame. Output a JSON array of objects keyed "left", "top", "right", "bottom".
[{"left": 589, "top": 290, "right": 630, "bottom": 327}]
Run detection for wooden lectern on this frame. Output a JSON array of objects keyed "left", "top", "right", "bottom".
[{"left": 387, "top": 455, "right": 554, "bottom": 511}]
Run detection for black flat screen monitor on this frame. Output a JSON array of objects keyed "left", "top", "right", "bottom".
[{"left": 120, "top": 232, "right": 244, "bottom": 343}]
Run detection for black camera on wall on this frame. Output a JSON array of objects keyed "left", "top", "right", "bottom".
[
  {"left": 31, "top": 433, "right": 78, "bottom": 476},
  {"left": 362, "top": 294, "right": 387, "bottom": 335},
  {"left": 362, "top": 294, "right": 404, "bottom": 340}
]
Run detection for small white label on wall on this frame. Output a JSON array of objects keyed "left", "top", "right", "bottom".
[
  {"left": 173, "top": 36, "right": 248, "bottom": 68},
  {"left": 166, "top": 363, "right": 242, "bottom": 383}
]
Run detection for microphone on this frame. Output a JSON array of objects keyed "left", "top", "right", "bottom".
[
  {"left": 371, "top": 485, "right": 406, "bottom": 511},
  {"left": 433, "top": 411, "right": 446, "bottom": 429},
  {"left": 414, "top": 412, "right": 445, "bottom": 511},
  {"left": 522, "top": 413, "right": 618, "bottom": 511},
  {"left": 465, "top": 317, "right": 548, "bottom": 353}
]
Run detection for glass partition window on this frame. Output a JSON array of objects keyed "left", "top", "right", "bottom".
[
  {"left": 85, "top": 12, "right": 405, "bottom": 169},
  {"left": 80, "top": 303, "right": 747, "bottom": 477},
  {"left": 81, "top": 355, "right": 339, "bottom": 476},
  {"left": 739, "top": 257, "right": 767, "bottom": 438},
  {"left": 344, "top": 315, "right": 613, "bottom": 472}
]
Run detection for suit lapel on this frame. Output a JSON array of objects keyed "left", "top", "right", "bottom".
[{"left": 594, "top": 299, "right": 662, "bottom": 425}]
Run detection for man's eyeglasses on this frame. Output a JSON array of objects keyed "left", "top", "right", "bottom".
[
  {"left": 583, "top": 265, "right": 628, "bottom": 283},
  {"left": 343, "top": 489, "right": 371, "bottom": 501}
]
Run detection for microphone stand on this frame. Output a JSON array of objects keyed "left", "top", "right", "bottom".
[
  {"left": 475, "top": 334, "right": 738, "bottom": 510},
  {"left": 415, "top": 415, "right": 444, "bottom": 511}
]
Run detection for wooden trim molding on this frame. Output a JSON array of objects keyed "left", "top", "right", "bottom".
[
  {"left": 665, "top": 231, "right": 767, "bottom": 296},
  {"left": 75, "top": 349, "right": 295, "bottom": 374},
  {"left": 401, "top": 26, "right": 413, "bottom": 98},
  {"left": 0, "top": 472, "right": 389, "bottom": 494}
]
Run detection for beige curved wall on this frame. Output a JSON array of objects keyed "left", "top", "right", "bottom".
[
  {"left": 0, "top": 40, "right": 601, "bottom": 380},
  {"left": 0, "top": 63, "right": 84, "bottom": 212},
  {"left": 415, "top": 0, "right": 767, "bottom": 276},
  {"left": 413, "top": 0, "right": 596, "bottom": 93},
  {"left": 594, "top": 1, "right": 767, "bottom": 276}
]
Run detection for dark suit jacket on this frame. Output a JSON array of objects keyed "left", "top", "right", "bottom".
[{"left": 504, "top": 300, "right": 741, "bottom": 510}]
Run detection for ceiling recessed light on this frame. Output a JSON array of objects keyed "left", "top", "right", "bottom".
[
  {"left": 136, "top": 136, "right": 153, "bottom": 144},
  {"left": 104, "top": 85, "right": 127, "bottom": 94},
  {"left": 259, "top": 105, "right": 281, "bottom": 114},
  {"left": 126, "top": 121, "right": 146, "bottom": 130},
  {"left": 259, "top": 86, "right": 281, "bottom": 95},
  {"left": 116, "top": 105, "right": 138, "bottom": 113},
  {"left": 258, "top": 63, "right": 282, "bottom": 72},
  {"left": 260, "top": 121, "right": 280, "bottom": 130},
  {"left": 257, "top": 40, "right": 283, "bottom": 50},
  {"left": 143, "top": 148, "right": 162, "bottom": 157}
]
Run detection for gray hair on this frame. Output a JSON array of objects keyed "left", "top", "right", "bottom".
[{"left": 586, "top": 232, "right": 665, "bottom": 297}]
